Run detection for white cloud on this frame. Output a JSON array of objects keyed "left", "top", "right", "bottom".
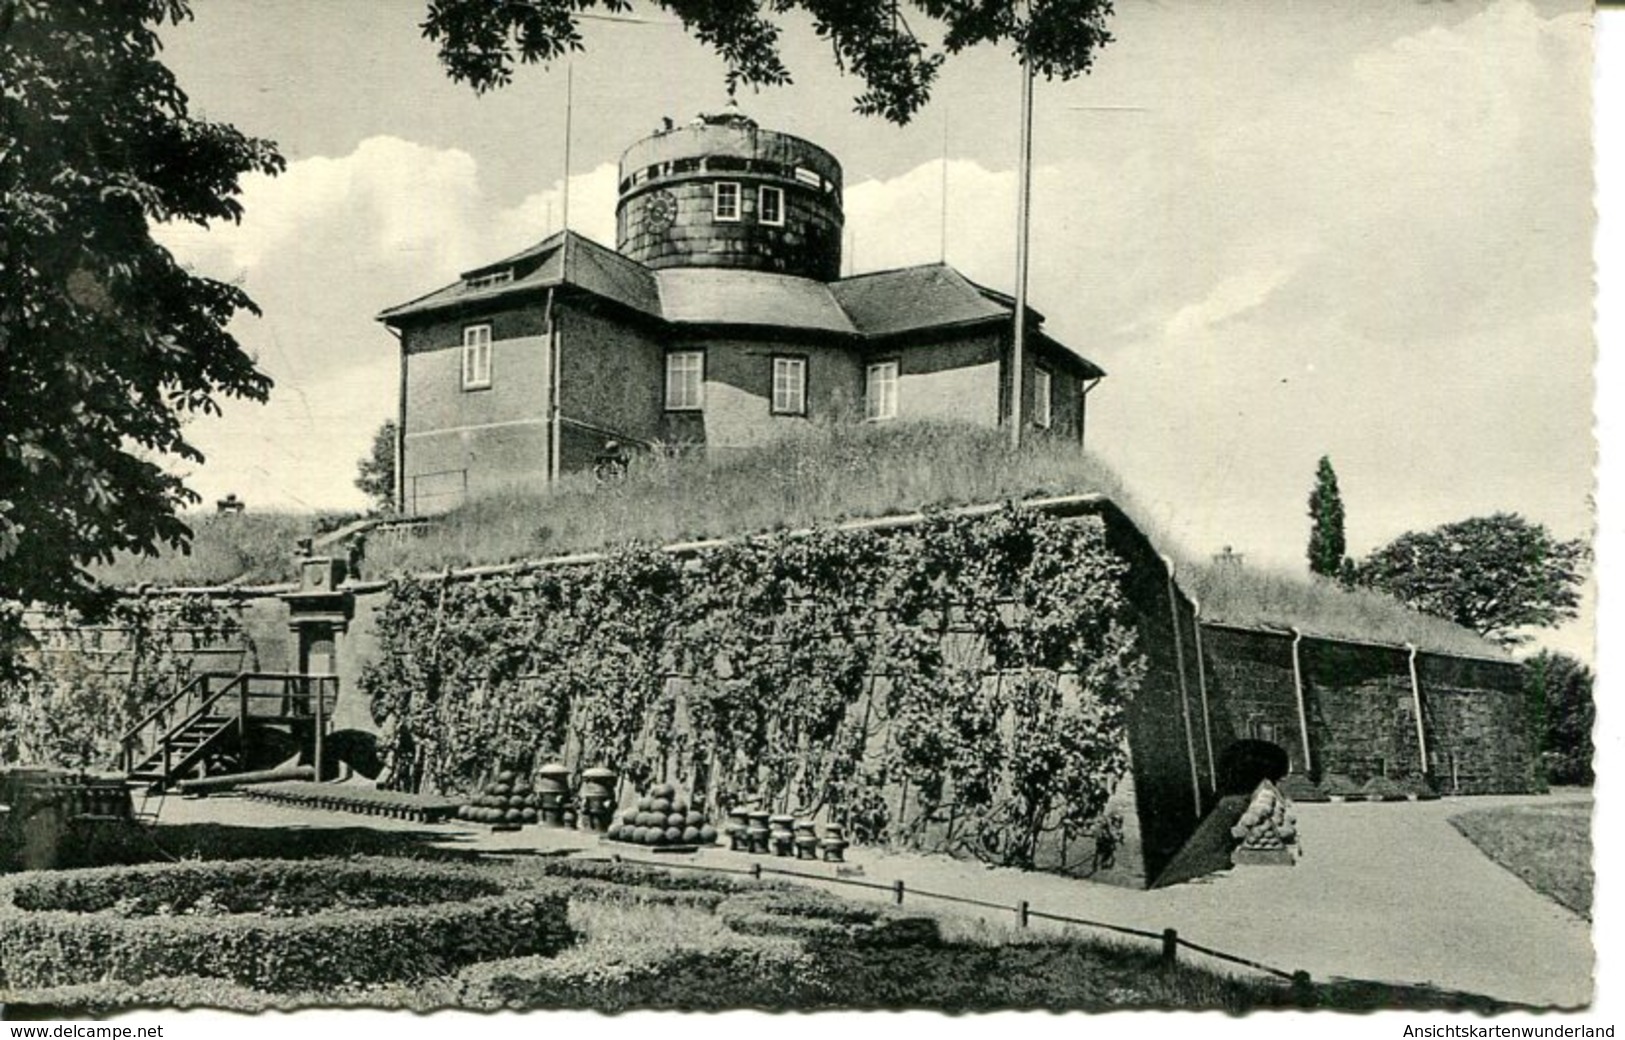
[{"left": 150, "top": 0, "right": 1592, "bottom": 650}]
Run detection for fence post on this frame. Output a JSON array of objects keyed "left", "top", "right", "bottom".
[
  {"left": 750, "top": 862, "right": 762, "bottom": 881},
  {"left": 1291, "top": 970, "right": 1314, "bottom": 1007},
  {"left": 893, "top": 880, "right": 905, "bottom": 905},
  {"left": 1161, "top": 928, "right": 1178, "bottom": 968},
  {"left": 1017, "top": 900, "right": 1030, "bottom": 929}
]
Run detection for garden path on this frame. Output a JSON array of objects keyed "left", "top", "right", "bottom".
[{"left": 152, "top": 789, "right": 1592, "bottom": 1008}]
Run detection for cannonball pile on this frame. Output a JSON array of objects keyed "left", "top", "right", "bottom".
[
  {"left": 456, "top": 770, "right": 541, "bottom": 826},
  {"left": 605, "top": 782, "right": 718, "bottom": 848},
  {"left": 1230, "top": 780, "right": 1297, "bottom": 852}
]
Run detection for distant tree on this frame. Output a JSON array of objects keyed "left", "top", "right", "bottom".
[
  {"left": 1349, "top": 514, "right": 1588, "bottom": 647},
  {"left": 1306, "top": 456, "right": 1346, "bottom": 579},
  {"left": 0, "top": 0, "right": 283, "bottom": 613},
  {"left": 420, "top": 0, "right": 1115, "bottom": 124},
  {"left": 355, "top": 421, "right": 399, "bottom": 513},
  {"left": 1523, "top": 650, "right": 1593, "bottom": 786}
]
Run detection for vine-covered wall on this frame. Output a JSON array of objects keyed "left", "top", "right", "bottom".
[
  {"left": 0, "top": 597, "right": 252, "bottom": 768},
  {"left": 359, "top": 506, "right": 1154, "bottom": 878}
]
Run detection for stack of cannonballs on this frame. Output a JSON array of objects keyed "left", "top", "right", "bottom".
[
  {"left": 456, "top": 770, "right": 540, "bottom": 827},
  {"left": 1230, "top": 779, "right": 1298, "bottom": 866},
  {"left": 606, "top": 781, "right": 718, "bottom": 848}
]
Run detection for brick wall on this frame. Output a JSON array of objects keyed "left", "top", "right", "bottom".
[
  {"left": 617, "top": 124, "right": 844, "bottom": 280},
  {"left": 1197, "top": 624, "right": 1540, "bottom": 794}
]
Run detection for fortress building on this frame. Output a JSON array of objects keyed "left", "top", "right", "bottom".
[{"left": 379, "top": 106, "right": 1103, "bottom": 513}]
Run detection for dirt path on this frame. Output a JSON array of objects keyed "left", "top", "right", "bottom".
[{"left": 153, "top": 789, "right": 1593, "bottom": 1008}]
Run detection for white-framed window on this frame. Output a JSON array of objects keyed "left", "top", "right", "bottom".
[
  {"left": 771, "top": 356, "right": 806, "bottom": 415},
  {"left": 759, "top": 185, "right": 784, "bottom": 226},
  {"left": 1034, "top": 365, "right": 1053, "bottom": 429},
  {"left": 465, "top": 268, "right": 513, "bottom": 290},
  {"left": 461, "top": 324, "right": 492, "bottom": 390},
  {"left": 713, "top": 182, "right": 741, "bottom": 222},
  {"left": 865, "top": 361, "right": 899, "bottom": 421},
  {"left": 665, "top": 350, "right": 705, "bottom": 411}
]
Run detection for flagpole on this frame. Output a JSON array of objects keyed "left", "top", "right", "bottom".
[
  {"left": 1009, "top": 60, "right": 1034, "bottom": 451},
  {"left": 561, "top": 60, "right": 574, "bottom": 236}
]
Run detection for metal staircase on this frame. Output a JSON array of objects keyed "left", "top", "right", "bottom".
[{"left": 118, "top": 672, "right": 338, "bottom": 792}]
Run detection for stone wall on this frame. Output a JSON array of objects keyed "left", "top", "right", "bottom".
[
  {"left": 1197, "top": 623, "right": 1540, "bottom": 795},
  {"left": 617, "top": 122, "right": 844, "bottom": 281}
]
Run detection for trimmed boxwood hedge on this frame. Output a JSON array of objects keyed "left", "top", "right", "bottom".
[
  {"left": 11, "top": 858, "right": 502, "bottom": 916},
  {"left": 717, "top": 888, "right": 941, "bottom": 948},
  {"left": 0, "top": 858, "right": 573, "bottom": 993}
]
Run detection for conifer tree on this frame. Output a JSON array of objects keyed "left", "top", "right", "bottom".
[{"left": 1307, "top": 456, "right": 1346, "bottom": 579}]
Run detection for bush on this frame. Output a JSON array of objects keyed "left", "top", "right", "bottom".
[
  {"left": 537, "top": 856, "right": 772, "bottom": 895},
  {"left": 716, "top": 888, "right": 941, "bottom": 948},
  {"left": 11, "top": 857, "right": 499, "bottom": 916},
  {"left": 0, "top": 858, "right": 573, "bottom": 993},
  {"left": 1360, "top": 776, "right": 1409, "bottom": 802},
  {"left": 1317, "top": 773, "right": 1362, "bottom": 798},
  {"left": 459, "top": 935, "right": 811, "bottom": 1011}
]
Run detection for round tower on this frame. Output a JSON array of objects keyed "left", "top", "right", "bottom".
[{"left": 615, "top": 106, "right": 844, "bottom": 281}]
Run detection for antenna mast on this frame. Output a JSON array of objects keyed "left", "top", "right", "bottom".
[{"left": 561, "top": 61, "right": 574, "bottom": 235}]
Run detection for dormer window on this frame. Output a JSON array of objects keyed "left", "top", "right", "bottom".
[
  {"left": 465, "top": 268, "right": 513, "bottom": 290},
  {"left": 759, "top": 186, "right": 784, "bottom": 226},
  {"left": 714, "top": 182, "right": 741, "bottom": 222}
]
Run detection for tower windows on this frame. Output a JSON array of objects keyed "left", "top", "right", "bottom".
[
  {"left": 714, "top": 182, "right": 741, "bottom": 222},
  {"left": 461, "top": 324, "right": 492, "bottom": 390},
  {"left": 759, "top": 186, "right": 784, "bottom": 226}
]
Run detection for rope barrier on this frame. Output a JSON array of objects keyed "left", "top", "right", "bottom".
[{"left": 599, "top": 850, "right": 1304, "bottom": 984}]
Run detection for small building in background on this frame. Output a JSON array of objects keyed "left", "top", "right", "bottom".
[{"left": 378, "top": 106, "right": 1103, "bottom": 514}]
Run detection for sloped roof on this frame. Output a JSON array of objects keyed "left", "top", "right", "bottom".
[
  {"left": 831, "top": 264, "right": 1011, "bottom": 338},
  {"left": 377, "top": 241, "right": 1097, "bottom": 375},
  {"left": 377, "top": 232, "right": 661, "bottom": 323},
  {"left": 655, "top": 268, "right": 856, "bottom": 333}
]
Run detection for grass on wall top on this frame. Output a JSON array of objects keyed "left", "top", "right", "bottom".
[
  {"left": 87, "top": 420, "right": 1501, "bottom": 658},
  {"left": 1181, "top": 561, "right": 1505, "bottom": 659},
  {"left": 368, "top": 420, "right": 1144, "bottom": 575}
]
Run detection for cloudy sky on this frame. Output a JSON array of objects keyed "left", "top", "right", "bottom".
[{"left": 152, "top": 0, "right": 1595, "bottom": 655}]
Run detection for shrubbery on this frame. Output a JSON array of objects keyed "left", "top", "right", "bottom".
[
  {"left": 0, "top": 858, "right": 572, "bottom": 993},
  {"left": 716, "top": 888, "right": 941, "bottom": 948}
]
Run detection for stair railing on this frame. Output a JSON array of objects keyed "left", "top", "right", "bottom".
[
  {"left": 132, "top": 672, "right": 341, "bottom": 785},
  {"left": 118, "top": 672, "right": 232, "bottom": 773},
  {"left": 151, "top": 672, "right": 253, "bottom": 783}
]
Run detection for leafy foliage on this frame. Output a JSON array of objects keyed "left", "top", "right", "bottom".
[
  {"left": 0, "top": 858, "right": 573, "bottom": 993},
  {"left": 0, "top": 595, "right": 247, "bottom": 768},
  {"left": 360, "top": 507, "right": 1145, "bottom": 868},
  {"left": 1346, "top": 514, "right": 1589, "bottom": 646},
  {"left": 420, "top": 0, "right": 1115, "bottom": 123},
  {"left": 0, "top": 0, "right": 283, "bottom": 612},
  {"left": 1522, "top": 650, "right": 1593, "bottom": 786},
  {"left": 355, "top": 420, "right": 399, "bottom": 512},
  {"left": 1306, "top": 455, "right": 1346, "bottom": 579}
]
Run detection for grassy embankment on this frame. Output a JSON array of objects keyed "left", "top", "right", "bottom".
[
  {"left": 1449, "top": 801, "right": 1593, "bottom": 918},
  {"left": 90, "top": 421, "right": 1497, "bottom": 656}
]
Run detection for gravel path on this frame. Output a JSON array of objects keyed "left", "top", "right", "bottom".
[{"left": 152, "top": 788, "right": 1593, "bottom": 1008}]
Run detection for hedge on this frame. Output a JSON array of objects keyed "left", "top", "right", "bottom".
[
  {"left": 457, "top": 933, "right": 810, "bottom": 1011},
  {"left": 716, "top": 888, "right": 941, "bottom": 948},
  {"left": 10, "top": 857, "right": 501, "bottom": 916},
  {"left": 0, "top": 858, "right": 573, "bottom": 993}
]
